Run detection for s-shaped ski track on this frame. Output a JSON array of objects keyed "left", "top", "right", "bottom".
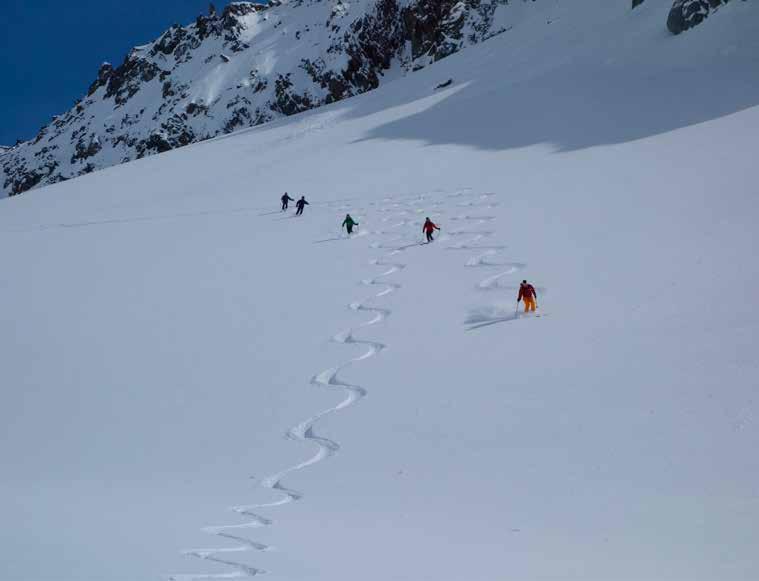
[{"left": 171, "top": 203, "right": 416, "bottom": 580}]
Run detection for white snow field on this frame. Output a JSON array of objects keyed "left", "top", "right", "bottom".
[{"left": 1, "top": 2, "right": 758, "bottom": 580}]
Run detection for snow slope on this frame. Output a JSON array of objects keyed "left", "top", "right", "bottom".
[{"left": 1, "top": 1, "right": 758, "bottom": 580}]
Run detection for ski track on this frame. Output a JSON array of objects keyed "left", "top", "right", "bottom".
[
  {"left": 441, "top": 202, "right": 534, "bottom": 328},
  {"left": 170, "top": 191, "right": 474, "bottom": 580}
]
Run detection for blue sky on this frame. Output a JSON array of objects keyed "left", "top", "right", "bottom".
[{"left": 0, "top": 0, "right": 236, "bottom": 146}]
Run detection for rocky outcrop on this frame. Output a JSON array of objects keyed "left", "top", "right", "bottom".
[
  {"left": 666, "top": 0, "right": 739, "bottom": 34},
  {"left": 3, "top": 0, "right": 520, "bottom": 197}
]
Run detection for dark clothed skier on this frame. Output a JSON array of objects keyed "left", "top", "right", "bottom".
[
  {"left": 295, "top": 196, "right": 309, "bottom": 216},
  {"left": 281, "top": 192, "right": 294, "bottom": 211},
  {"left": 342, "top": 214, "right": 359, "bottom": 235},
  {"left": 423, "top": 217, "right": 440, "bottom": 242}
]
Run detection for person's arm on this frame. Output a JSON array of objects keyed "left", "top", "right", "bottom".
[{"left": 517, "top": 288, "right": 523, "bottom": 302}]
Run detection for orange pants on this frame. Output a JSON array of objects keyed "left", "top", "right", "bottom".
[{"left": 523, "top": 297, "right": 536, "bottom": 312}]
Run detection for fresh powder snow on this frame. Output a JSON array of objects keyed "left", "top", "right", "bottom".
[{"left": 1, "top": 1, "right": 758, "bottom": 581}]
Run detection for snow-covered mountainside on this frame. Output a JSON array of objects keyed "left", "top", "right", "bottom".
[
  {"left": 1, "top": 0, "right": 743, "bottom": 198},
  {"left": 1, "top": 0, "right": 520, "bottom": 197},
  {"left": 1, "top": 1, "right": 758, "bottom": 581}
]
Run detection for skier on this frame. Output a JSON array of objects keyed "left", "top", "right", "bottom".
[
  {"left": 295, "top": 196, "right": 309, "bottom": 216},
  {"left": 281, "top": 192, "right": 294, "bottom": 211},
  {"left": 342, "top": 214, "right": 359, "bottom": 235},
  {"left": 422, "top": 217, "right": 440, "bottom": 243},
  {"left": 517, "top": 280, "right": 538, "bottom": 313}
]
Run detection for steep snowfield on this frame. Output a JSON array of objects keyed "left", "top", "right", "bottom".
[{"left": 1, "top": 1, "right": 758, "bottom": 581}]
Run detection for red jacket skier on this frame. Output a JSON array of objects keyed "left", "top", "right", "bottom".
[{"left": 423, "top": 217, "right": 440, "bottom": 242}]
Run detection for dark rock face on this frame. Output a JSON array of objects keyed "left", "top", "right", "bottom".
[
  {"left": 136, "top": 133, "right": 174, "bottom": 157},
  {"left": 272, "top": 74, "right": 316, "bottom": 116},
  {"left": 403, "top": 0, "right": 510, "bottom": 64},
  {"left": 71, "top": 135, "right": 102, "bottom": 164},
  {"left": 2, "top": 159, "right": 59, "bottom": 196},
  {"left": 104, "top": 56, "right": 165, "bottom": 106},
  {"left": 87, "top": 62, "right": 114, "bottom": 96},
  {"left": 2, "top": 0, "right": 520, "bottom": 197},
  {"left": 666, "top": 0, "right": 736, "bottom": 34}
]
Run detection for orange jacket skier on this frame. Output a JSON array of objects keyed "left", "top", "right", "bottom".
[{"left": 517, "top": 280, "right": 538, "bottom": 313}]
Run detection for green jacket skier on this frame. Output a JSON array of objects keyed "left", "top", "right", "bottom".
[{"left": 342, "top": 214, "right": 359, "bottom": 235}]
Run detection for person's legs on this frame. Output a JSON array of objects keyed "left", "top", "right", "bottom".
[
  {"left": 426, "top": 232, "right": 433, "bottom": 242},
  {"left": 347, "top": 225, "right": 353, "bottom": 235}
]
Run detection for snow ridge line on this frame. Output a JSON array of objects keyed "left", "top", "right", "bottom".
[{"left": 171, "top": 201, "right": 420, "bottom": 580}]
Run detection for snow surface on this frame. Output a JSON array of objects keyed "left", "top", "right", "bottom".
[{"left": 1, "top": 1, "right": 758, "bottom": 580}]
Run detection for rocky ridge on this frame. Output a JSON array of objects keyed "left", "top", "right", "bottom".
[
  {"left": 666, "top": 0, "right": 743, "bottom": 35},
  {"left": 2, "top": 0, "right": 741, "bottom": 197},
  {"left": 2, "top": 0, "right": 521, "bottom": 197}
]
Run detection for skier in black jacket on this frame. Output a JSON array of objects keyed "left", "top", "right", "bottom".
[
  {"left": 295, "top": 196, "right": 309, "bottom": 216},
  {"left": 281, "top": 192, "right": 294, "bottom": 211},
  {"left": 342, "top": 214, "right": 359, "bottom": 235}
]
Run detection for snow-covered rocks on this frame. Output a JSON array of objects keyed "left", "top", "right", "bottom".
[
  {"left": 1, "top": 0, "right": 747, "bottom": 198},
  {"left": 1, "top": 0, "right": 515, "bottom": 198},
  {"left": 667, "top": 0, "right": 739, "bottom": 34}
]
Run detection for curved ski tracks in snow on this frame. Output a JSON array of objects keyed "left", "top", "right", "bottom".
[
  {"left": 171, "top": 200, "right": 422, "bottom": 581},
  {"left": 171, "top": 191, "right": 507, "bottom": 580},
  {"left": 444, "top": 194, "right": 535, "bottom": 329},
  {"left": 445, "top": 196, "right": 526, "bottom": 293}
]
